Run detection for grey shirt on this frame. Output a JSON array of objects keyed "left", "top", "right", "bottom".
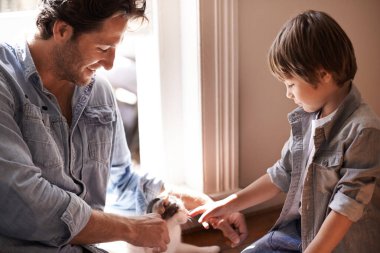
[
  {"left": 267, "top": 84, "right": 380, "bottom": 252},
  {"left": 0, "top": 41, "right": 163, "bottom": 252}
]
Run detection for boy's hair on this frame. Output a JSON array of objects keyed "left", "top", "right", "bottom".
[
  {"left": 268, "top": 10, "right": 357, "bottom": 86},
  {"left": 36, "top": 0, "right": 146, "bottom": 40}
]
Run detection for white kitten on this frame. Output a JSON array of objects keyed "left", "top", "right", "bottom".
[{"left": 99, "top": 196, "right": 220, "bottom": 253}]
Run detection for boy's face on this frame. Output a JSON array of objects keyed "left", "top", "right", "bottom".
[{"left": 283, "top": 74, "right": 341, "bottom": 116}]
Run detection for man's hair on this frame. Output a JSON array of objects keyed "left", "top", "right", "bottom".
[
  {"left": 268, "top": 10, "right": 357, "bottom": 86},
  {"left": 36, "top": 0, "right": 146, "bottom": 39}
]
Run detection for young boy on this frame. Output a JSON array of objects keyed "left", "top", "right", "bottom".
[{"left": 190, "top": 10, "right": 380, "bottom": 253}]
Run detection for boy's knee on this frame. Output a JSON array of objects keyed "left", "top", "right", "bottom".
[{"left": 241, "top": 233, "right": 273, "bottom": 253}]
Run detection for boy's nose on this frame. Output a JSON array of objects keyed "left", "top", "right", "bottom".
[{"left": 286, "top": 89, "right": 294, "bottom": 99}]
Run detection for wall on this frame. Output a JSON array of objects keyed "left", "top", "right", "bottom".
[{"left": 238, "top": 0, "right": 380, "bottom": 211}]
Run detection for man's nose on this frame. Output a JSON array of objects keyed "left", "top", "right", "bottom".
[{"left": 101, "top": 48, "right": 116, "bottom": 70}]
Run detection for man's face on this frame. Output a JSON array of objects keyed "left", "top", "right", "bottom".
[{"left": 52, "top": 13, "right": 128, "bottom": 86}]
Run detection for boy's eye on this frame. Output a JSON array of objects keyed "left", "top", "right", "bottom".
[{"left": 287, "top": 83, "right": 294, "bottom": 88}]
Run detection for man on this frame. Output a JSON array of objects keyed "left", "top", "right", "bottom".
[{"left": 0, "top": 0, "right": 247, "bottom": 252}]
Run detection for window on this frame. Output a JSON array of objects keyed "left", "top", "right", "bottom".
[
  {"left": 0, "top": 2, "right": 37, "bottom": 41},
  {"left": 133, "top": 0, "right": 204, "bottom": 190},
  {"left": 135, "top": 0, "right": 240, "bottom": 196},
  {"left": 0, "top": 0, "right": 38, "bottom": 12}
]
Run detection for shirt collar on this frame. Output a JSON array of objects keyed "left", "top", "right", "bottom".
[
  {"left": 322, "top": 83, "right": 361, "bottom": 140},
  {"left": 288, "top": 82, "right": 362, "bottom": 140},
  {"left": 12, "top": 40, "right": 40, "bottom": 83}
]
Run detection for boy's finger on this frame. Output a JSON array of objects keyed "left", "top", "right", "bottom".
[
  {"left": 198, "top": 211, "right": 212, "bottom": 223},
  {"left": 201, "top": 221, "right": 210, "bottom": 229},
  {"left": 188, "top": 207, "right": 204, "bottom": 217}
]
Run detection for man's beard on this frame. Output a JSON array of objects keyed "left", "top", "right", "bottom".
[{"left": 51, "top": 40, "right": 92, "bottom": 86}]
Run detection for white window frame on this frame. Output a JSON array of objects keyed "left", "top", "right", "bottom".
[
  {"left": 136, "top": 0, "right": 240, "bottom": 196},
  {"left": 199, "top": 0, "right": 240, "bottom": 196}
]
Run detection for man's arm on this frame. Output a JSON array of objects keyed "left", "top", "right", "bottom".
[
  {"left": 304, "top": 210, "right": 352, "bottom": 253},
  {"left": 71, "top": 210, "right": 170, "bottom": 250}
]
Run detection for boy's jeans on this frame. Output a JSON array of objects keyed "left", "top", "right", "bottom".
[{"left": 242, "top": 219, "right": 302, "bottom": 253}]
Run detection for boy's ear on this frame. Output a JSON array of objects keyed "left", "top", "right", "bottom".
[
  {"left": 52, "top": 20, "right": 74, "bottom": 42},
  {"left": 317, "top": 68, "right": 333, "bottom": 84}
]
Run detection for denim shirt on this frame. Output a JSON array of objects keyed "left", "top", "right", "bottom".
[
  {"left": 0, "top": 41, "right": 163, "bottom": 252},
  {"left": 267, "top": 84, "right": 380, "bottom": 252}
]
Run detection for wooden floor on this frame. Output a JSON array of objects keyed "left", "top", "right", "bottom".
[{"left": 182, "top": 208, "right": 281, "bottom": 252}]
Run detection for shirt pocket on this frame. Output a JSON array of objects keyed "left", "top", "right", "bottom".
[
  {"left": 21, "top": 103, "right": 63, "bottom": 169},
  {"left": 313, "top": 151, "right": 343, "bottom": 194},
  {"left": 83, "top": 106, "right": 115, "bottom": 164}
]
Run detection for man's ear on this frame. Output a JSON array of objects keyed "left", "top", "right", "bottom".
[{"left": 52, "top": 20, "right": 73, "bottom": 42}]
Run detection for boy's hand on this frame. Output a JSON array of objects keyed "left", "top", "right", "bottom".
[
  {"left": 190, "top": 195, "right": 236, "bottom": 223},
  {"left": 210, "top": 212, "right": 248, "bottom": 248},
  {"left": 190, "top": 201, "right": 248, "bottom": 248}
]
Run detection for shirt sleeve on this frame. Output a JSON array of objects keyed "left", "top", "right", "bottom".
[
  {"left": 0, "top": 72, "right": 92, "bottom": 246},
  {"left": 267, "top": 136, "right": 293, "bottom": 193},
  {"left": 107, "top": 103, "right": 163, "bottom": 215},
  {"left": 329, "top": 128, "right": 380, "bottom": 222}
]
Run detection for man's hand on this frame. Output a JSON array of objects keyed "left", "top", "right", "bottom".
[{"left": 123, "top": 213, "right": 170, "bottom": 252}]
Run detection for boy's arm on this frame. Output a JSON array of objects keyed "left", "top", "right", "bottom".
[
  {"left": 191, "top": 173, "right": 282, "bottom": 219},
  {"left": 189, "top": 173, "right": 281, "bottom": 247},
  {"left": 306, "top": 128, "right": 380, "bottom": 253},
  {"left": 304, "top": 210, "right": 352, "bottom": 253},
  {"left": 232, "top": 173, "right": 283, "bottom": 211}
]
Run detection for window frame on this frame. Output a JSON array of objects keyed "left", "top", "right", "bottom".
[{"left": 136, "top": 0, "right": 240, "bottom": 195}]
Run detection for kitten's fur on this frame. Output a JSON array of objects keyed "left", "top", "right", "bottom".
[{"left": 99, "top": 195, "right": 220, "bottom": 253}]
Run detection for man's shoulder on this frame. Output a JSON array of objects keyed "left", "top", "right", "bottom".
[
  {"left": 0, "top": 42, "right": 19, "bottom": 92},
  {"left": 87, "top": 73, "right": 116, "bottom": 107},
  {"left": 0, "top": 40, "right": 20, "bottom": 60},
  {"left": 0, "top": 40, "right": 27, "bottom": 77},
  {"left": 93, "top": 73, "right": 114, "bottom": 96}
]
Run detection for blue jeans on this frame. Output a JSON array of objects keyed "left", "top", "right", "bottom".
[{"left": 242, "top": 219, "right": 302, "bottom": 253}]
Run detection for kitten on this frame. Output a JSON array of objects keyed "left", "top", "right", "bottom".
[
  {"left": 99, "top": 195, "right": 220, "bottom": 253},
  {"left": 142, "top": 195, "right": 221, "bottom": 253}
]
